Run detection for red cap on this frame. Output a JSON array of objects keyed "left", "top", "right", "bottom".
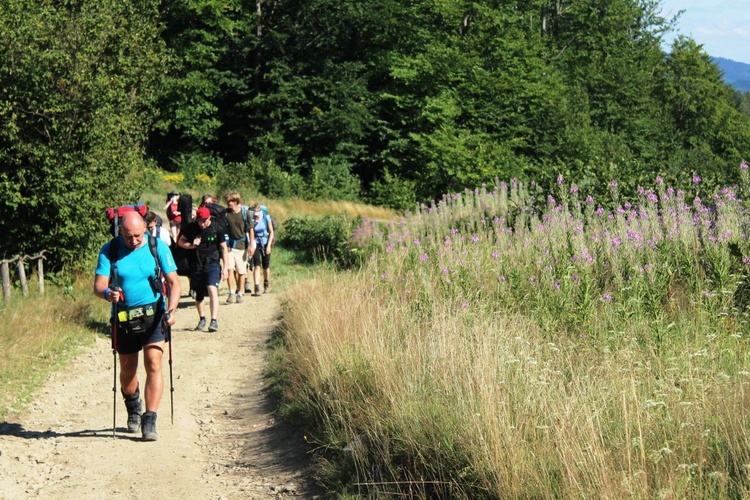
[{"left": 196, "top": 206, "right": 211, "bottom": 220}]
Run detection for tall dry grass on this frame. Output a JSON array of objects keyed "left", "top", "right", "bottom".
[
  {"left": 0, "top": 281, "right": 101, "bottom": 419},
  {"left": 278, "top": 198, "right": 396, "bottom": 222},
  {"left": 278, "top": 169, "right": 750, "bottom": 498}
]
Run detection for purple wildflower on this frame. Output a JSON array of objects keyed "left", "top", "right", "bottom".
[
  {"left": 693, "top": 175, "right": 701, "bottom": 184},
  {"left": 655, "top": 176, "right": 663, "bottom": 184}
]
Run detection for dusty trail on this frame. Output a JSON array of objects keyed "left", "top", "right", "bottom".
[{"left": 0, "top": 276, "right": 318, "bottom": 499}]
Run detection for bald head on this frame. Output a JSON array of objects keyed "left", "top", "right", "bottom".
[
  {"left": 122, "top": 211, "right": 146, "bottom": 231},
  {"left": 120, "top": 211, "right": 146, "bottom": 250}
]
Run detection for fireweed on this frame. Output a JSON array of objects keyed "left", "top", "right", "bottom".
[{"left": 281, "top": 165, "right": 750, "bottom": 498}]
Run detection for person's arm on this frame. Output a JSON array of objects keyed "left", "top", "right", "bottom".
[
  {"left": 93, "top": 248, "right": 120, "bottom": 302},
  {"left": 219, "top": 241, "right": 229, "bottom": 281},
  {"left": 163, "top": 271, "right": 181, "bottom": 327},
  {"left": 265, "top": 216, "right": 274, "bottom": 254},
  {"left": 248, "top": 227, "right": 257, "bottom": 255},
  {"left": 178, "top": 230, "right": 200, "bottom": 250},
  {"left": 94, "top": 274, "right": 123, "bottom": 303}
]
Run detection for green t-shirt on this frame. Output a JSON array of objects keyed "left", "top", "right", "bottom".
[{"left": 226, "top": 210, "right": 248, "bottom": 250}]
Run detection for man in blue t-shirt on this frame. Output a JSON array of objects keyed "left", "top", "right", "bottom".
[{"left": 94, "top": 211, "right": 181, "bottom": 441}]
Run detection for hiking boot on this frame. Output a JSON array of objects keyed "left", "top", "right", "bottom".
[
  {"left": 122, "top": 387, "right": 142, "bottom": 434},
  {"left": 253, "top": 285, "right": 261, "bottom": 297},
  {"left": 235, "top": 294, "right": 243, "bottom": 304},
  {"left": 141, "top": 411, "right": 158, "bottom": 441},
  {"left": 195, "top": 317, "right": 206, "bottom": 331},
  {"left": 244, "top": 283, "right": 252, "bottom": 294},
  {"left": 226, "top": 293, "right": 235, "bottom": 304},
  {"left": 209, "top": 319, "right": 219, "bottom": 332}
]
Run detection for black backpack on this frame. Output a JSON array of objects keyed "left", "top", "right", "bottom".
[
  {"left": 172, "top": 194, "right": 194, "bottom": 277},
  {"left": 203, "top": 202, "right": 229, "bottom": 240}
]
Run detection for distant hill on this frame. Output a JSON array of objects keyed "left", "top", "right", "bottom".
[{"left": 713, "top": 57, "right": 750, "bottom": 93}]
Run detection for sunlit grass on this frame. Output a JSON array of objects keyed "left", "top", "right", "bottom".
[
  {"left": 278, "top": 166, "right": 750, "bottom": 497},
  {"left": 0, "top": 279, "right": 103, "bottom": 420},
  {"left": 277, "top": 198, "right": 396, "bottom": 222}
]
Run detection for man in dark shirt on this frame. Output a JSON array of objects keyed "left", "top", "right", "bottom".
[{"left": 177, "top": 206, "right": 228, "bottom": 332}]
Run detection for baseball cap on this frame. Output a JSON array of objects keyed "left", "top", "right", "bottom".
[{"left": 196, "top": 206, "right": 211, "bottom": 220}]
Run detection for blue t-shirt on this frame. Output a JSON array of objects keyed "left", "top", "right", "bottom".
[
  {"left": 95, "top": 235, "right": 177, "bottom": 308},
  {"left": 253, "top": 216, "right": 271, "bottom": 246}
]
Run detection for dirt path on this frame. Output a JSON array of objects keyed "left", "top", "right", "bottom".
[{"left": 0, "top": 276, "right": 319, "bottom": 499}]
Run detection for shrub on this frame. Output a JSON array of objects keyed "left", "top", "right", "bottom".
[{"left": 281, "top": 213, "right": 363, "bottom": 268}]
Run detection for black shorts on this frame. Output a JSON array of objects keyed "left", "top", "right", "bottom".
[
  {"left": 251, "top": 247, "right": 271, "bottom": 270},
  {"left": 114, "top": 310, "right": 167, "bottom": 355},
  {"left": 191, "top": 262, "right": 222, "bottom": 301}
]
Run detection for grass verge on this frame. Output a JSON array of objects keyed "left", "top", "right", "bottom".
[{"left": 0, "top": 278, "right": 106, "bottom": 421}]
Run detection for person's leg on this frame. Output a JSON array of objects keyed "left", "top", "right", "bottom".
[
  {"left": 118, "top": 351, "right": 142, "bottom": 432},
  {"left": 235, "top": 248, "right": 248, "bottom": 301},
  {"left": 119, "top": 352, "right": 139, "bottom": 394},
  {"left": 142, "top": 343, "right": 165, "bottom": 412},
  {"left": 140, "top": 317, "right": 169, "bottom": 441},
  {"left": 207, "top": 262, "right": 222, "bottom": 331},
  {"left": 208, "top": 285, "right": 219, "bottom": 319},
  {"left": 226, "top": 251, "right": 237, "bottom": 302},
  {"left": 262, "top": 253, "right": 272, "bottom": 293},
  {"left": 193, "top": 270, "right": 208, "bottom": 329},
  {"left": 252, "top": 248, "right": 262, "bottom": 295}
]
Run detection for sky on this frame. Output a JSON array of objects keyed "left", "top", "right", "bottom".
[{"left": 658, "top": 0, "right": 750, "bottom": 64}]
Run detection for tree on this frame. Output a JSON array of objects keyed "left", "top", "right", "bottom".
[{"left": 0, "top": 0, "right": 166, "bottom": 272}]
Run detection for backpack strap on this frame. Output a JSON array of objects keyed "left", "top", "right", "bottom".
[
  {"left": 241, "top": 205, "right": 249, "bottom": 232},
  {"left": 148, "top": 234, "right": 161, "bottom": 280},
  {"left": 108, "top": 236, "right": 120, "bottom": 289},
  {"left": 108, "top": 234, "right": 165, "bottom": 301}
]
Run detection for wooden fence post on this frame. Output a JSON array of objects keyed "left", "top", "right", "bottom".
[
  {"left": 17, "top": 257, "right": 28, "bottom": 297},
  {"left": 1, "top": 260, "right": 9, "bottom": 300},
  {"left": 37, "top": 255, "right": 45, "bottom": 295}
]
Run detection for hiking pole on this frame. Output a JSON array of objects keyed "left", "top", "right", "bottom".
[
  {"left": 112, "top": 321, "right": 118, "bottom": 438},
  {"left": 111, "top": 212, "right": 120, "bottom": 439},
  {"left": 168, "top": 323, "right": 174, "bottom": 424}
]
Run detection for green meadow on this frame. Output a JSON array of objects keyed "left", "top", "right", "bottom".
[{"left": 277, "top": 166, "right": 750, "bottom": 498}]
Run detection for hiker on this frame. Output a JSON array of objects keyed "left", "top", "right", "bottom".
[
  {"left": 94, "top": 211, "right": 181, "bottom": 441},
  {"left": 163, "top": 192, "right": 181, "bottom": 243},
  {"left": 224, "top": 192, "right": 251, "bottom": 303},
  {"left": 249, "top": 203, "right": 275, "bottom": 295},
  {"left": 145, "top": 211, "right": 173, "bottom": 247},
  {"left": 177, "top": 205, "right": 228, "bottom": 332}
]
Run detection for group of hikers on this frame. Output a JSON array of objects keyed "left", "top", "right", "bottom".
[{"left": 93, "top": 191, "right": 275, "bottom": 441}]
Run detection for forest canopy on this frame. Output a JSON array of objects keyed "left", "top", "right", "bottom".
[{"left": 1, "top": 0, "right": 749, "bottom": 271}]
